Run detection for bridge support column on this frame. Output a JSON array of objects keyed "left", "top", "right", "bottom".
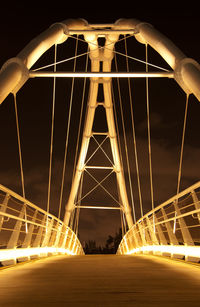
[{"left": 64, "top": 28, "right": 134, "bottom": 229}]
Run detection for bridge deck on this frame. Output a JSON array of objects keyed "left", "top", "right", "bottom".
[{"left": 0, "top": 254, "right": 200, "bottom": 306}]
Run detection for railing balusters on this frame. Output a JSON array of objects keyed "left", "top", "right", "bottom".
[
  {"left": 154, "top": 215, "right": 167, "bottom": 245},
  {"left": 22, "top": 210, "right": 38, "bottom": 248},
  {"left": 191, "top": 190, "right": 200, "bottom": 223},
  {"left": 117, "top": 183, "right": 200, "bottom": 262},
  {"left": 138, "top": 221, "right": 147, "bottom": 246},
  {"left": 161, "top": 207, "right": 179, "bottom": 245},
  {"left": 146, "top": 215, "right": 159, "bottom": 245},
  {"left": 33, "top": 215, "right": 46, "bottom": 248},
  {"left": 173, "top": 201, "right": 194, "bottom": 246},
  {"left": 0, "top": 185, "right": 84, "bottom": 266},
  {"left": 7, "top": 204, "right": 26, "bottom": 249},
  {"left": 0, "top": 193, "right": 10, "bottom": 231}
]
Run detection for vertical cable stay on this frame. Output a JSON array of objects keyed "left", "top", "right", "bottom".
[
  {"left": 46, "top": 44, "right": 57, "bottom": 216},
  {"left": 72, "top": 47, "right": 89, "bottom": 180},
  {"left": 174, "top": 94, "right": 189, "bottom": 233},
  {"left": 114, "top": 52, "right": 136, "bottom": 223},
  {"left": 13, "top": 94, "right": 25, "bottom": 199},
  {"left": 13, "top": 93, "right": 28, "bottom": 233},
  {"left": 145, "top": 44, "right": 154, "bottom": 213},
  {"left": 176, "top": 94, "right": 189, "bottom": 195},
  {"left": 70, "top": 46, "right": 89, "bottom": 232},
  {"left": 124, "top": 36, "right": 144, "bottom": 219},
  {"left": 58, "top": 38, "right": 79, "bottom": 220}
]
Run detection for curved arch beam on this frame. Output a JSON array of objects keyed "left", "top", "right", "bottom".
[
  {"left": 0, "top": 18, "right": 200, "bottom": 103},
  {"left": 0, "top": 19, "right": 88, "bottom": 103},
  {"left": 114, "top": 18, "right": 200, "bottom": 101}
]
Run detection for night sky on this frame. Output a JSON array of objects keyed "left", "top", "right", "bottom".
[{"left": 0, "top": 4, "right": 200, "bottom": 246}]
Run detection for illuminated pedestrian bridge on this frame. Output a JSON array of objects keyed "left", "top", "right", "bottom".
[{"left": 0, "top": 18, "right": 200, "bottom": 305}]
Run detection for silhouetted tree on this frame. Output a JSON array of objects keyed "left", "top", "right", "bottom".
[{"left": 83, "top": 227, "right": 122, "bottom": 254}]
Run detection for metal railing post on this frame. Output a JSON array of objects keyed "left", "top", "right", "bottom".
[
  {"left": 32, "top": 215, "right": 46, "bottom": 248},
  {"left": 143, "top": 219, "right": 152, "bottom": 245},
  {"left": 154, "top": 215, "right": 168, "bottom": 245},
  {"left": 0, "top": 193, "right": 10, "bottom": 231},
  {"left": 7, "top": 204, "right": 26, "bottom": 249},
  {"left": 161, "top": 207, "right": 179, "bottom": 245},
  {"left": 62, "top": 227, "right": 70, "bottom": 250},
  {"left": 131, "top": 226, "right": 140, "bottom": 249},
  {"left": 41, "top": 218, "right": 54, "bottom": 247},
  {"left": 138, "top": 221, "right": 147, "bottom": 246},
  {"left": 191, "top": 190, "right": 200, "bottom": 222},
  {"left": 173, "top": 201, "right": 194, "bottom": 246},
  {"left": 146, "top": 215, "right": 159, "bottom": 245},
  {"left": 22, "top": 210, "right": 38, "bottom": 248},
  {"left": 53, "top": 222, "right": 62, "bottom": 249}
]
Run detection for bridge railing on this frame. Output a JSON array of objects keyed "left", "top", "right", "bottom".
[
  {"left": 117, "top": 182, "right": 200, "bottom": 262},
  {"left": 0, "top": 184, "right": 84, "bottom": 266}
]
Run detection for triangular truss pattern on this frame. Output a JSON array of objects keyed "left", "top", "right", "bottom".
[{"left": 64, "top": 31, "right": 134, "bottom": 229}]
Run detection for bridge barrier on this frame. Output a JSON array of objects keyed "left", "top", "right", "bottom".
[
  {"left": 0, "top": 184, "right": 84, "bottom": 266},
  {"left": 117, "top": 182, "right": 200, "bottom": 263}
]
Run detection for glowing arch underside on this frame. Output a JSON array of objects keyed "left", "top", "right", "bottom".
[{"left": 0, "top": 18, "right": 200, "bottom": 104}]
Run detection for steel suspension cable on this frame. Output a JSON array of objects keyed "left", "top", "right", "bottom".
[
  {"left": 176, "top": 94, "right": 189, "bottom": 195},
  {"left": 78, "top": 169, "right": 121, "bottom": 207},
  {"left": 13, "top": 94, "right": 25, "bottom": 199},
  {"left": 72, "top": 47, "right": 89, "bottom": 180},
  {"left": 124, "top": 36, "right": 144, "bottom": 218},
  {"left": 145, "top": 44, "right": 154, "bottom": 213},
  {"left": 33, "top": 33, "right": 169, "bottom": 73},
  {"left": 70, "top": 45, "right": 88, "bottom": 229},
  {"left": 69, "top": 33, "right": 169, "bottom": 72},
  {"left": 114, "top": 52, "right": 136, "bottom": 223},
  {"left": 46, "top": 44, "right": 57, "bottom": 215},
  {"left": 58, "top": 38, "right": 79, "bottom": 219},
  {"left": 92, "top": 136, "right": 114, "bottom": 166},
  {"left": 173, "top": 94, "right": 189, "bottom": 234},
  {"left": 32, "top": 35, "right": 133, "bottom": 72},
  {"left": 13, "top": 93, "right": 27, "bottom": 232},
  {"left": 84, "top": 136, "right": 109, "bottom": 166}
]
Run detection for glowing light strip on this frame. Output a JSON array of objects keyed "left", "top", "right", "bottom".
[
  {"left": 126, "top": 245, "right": 200, "bottom": 259},
  {"left": 0, "top": 247, "right": 75, "bottom": 262},
  {"left": 29, "top": 71, "right": 174, "bottom": 78}
]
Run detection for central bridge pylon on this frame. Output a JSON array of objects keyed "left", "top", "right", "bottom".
[{"left": 63, "top": 25, "right": 134, "bottom": 229}]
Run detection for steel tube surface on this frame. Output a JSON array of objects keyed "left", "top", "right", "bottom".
[{"left": 29, "top": 71, "right": 174, "bottom": 78}]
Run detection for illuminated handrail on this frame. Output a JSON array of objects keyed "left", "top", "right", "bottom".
[
  {"left": 117, "top": 182, "right": 200, "bottom": 262},
  {"left": 0, "top": 184, "right": 84, "bottom": 266}
]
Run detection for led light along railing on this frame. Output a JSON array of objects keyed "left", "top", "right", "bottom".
[
  {"left": 29, "top": 71, "right": 174, "bottom": 78},
  {"left": 0, "top": 184, "right": 84, "bottom": 266},
  {"left": 117, "top": 181, "right": 200, "bottom": 262}
]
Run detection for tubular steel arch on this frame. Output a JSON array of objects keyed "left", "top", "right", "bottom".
[
  {"left": 1, "top": 18, "right": 200, "bottom": 241},
  {"left": 0, "top": 18, "right": 200, "bottom": 104}
]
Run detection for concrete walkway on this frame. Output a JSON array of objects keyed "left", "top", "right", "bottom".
[{"left": 0, "top": 254, "right": 200, "bottom": 306}]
